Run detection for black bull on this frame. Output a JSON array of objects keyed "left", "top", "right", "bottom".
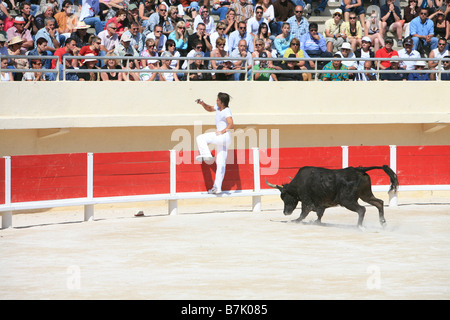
[{"left": 265, "top": 165, "right": 399, "bottom": 228}]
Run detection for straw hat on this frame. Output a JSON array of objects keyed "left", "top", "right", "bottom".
[
  {"left": 8, "top": 36, "right": 24, "bottom": 46},
  {"left": 74, "top": 21, "right": 91, "bottom": 29}
]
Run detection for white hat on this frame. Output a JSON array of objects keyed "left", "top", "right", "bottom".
[
  {"left": 121, "top": 33, "right": 132, "bottom": 42},
  {"left": 83, "top": 53, "right": 98, "bottom": 63},
  {"left": 362, "top": 36, "right": 372, "bottom": 43},
  {"left": 13, "top": 16, "right": 25, "bottom": 24},
  {"left": 341, "top": 42, "right": 351, "bottom": 50},
  {"left": 333, "top": 8, "right": 343, "bottom": 15},
  {"left": 415, "top": 60, "right": 427, "bottom": 67},
  {"left": 74, "top": 21, "right": 90, "bottom": 29}
]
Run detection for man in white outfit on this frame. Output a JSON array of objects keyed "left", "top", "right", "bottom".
[{"left": 195, "top": 93, "right": 234, "bottom": 194}]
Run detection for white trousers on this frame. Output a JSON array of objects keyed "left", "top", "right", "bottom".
[{"left": 196, "top": 131, "right": 231, "bottom": 191}]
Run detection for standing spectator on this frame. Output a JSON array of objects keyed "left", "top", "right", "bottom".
[
  {"left": 194, "top": 6, "right": 215, "bottom": 35},
  {"left": 340, "top": 0, "right": 365, "bottom": 26},
  {"left": 410, "top": 8, "right": 439, "bottom": 55},
  {"left": 375, "top": 37, "right": 398, "bottom": 69},
  {"left": 300, "top": 22, "right": 332, "bottom": 70},
  {"left": 380, "top": 0, "right": 404, "bottom": 46},
  {"left": 228, "top": 20, "right": 254, "bottom": 53},
  {"left": 365, "top": 9, "right": 385, "bottom": 51},
  {"left": 287, "top": 5, "right": 309, "bottom": 40},
  {"left": 380, "top": 54, "right": 407, "bottom": 80},
  {"left": 272, "top": 0, "right": 295, "bottom": 36},
  {"left": 274, "top": 22, "right": 293, "bottom": 56},
  {"left": 6, "top": 16, "right": 34, "bottom": 50},
  {"left": 230, "top": 38, "right": 252, "bottom": 80},
  {"left": 35, "top": 17, "right": 61, "bottom": 53},
  {"left": 188, "top": 21, "right": 212, "bottom": 54},
  {"left": 168, "top": 20, "right": 188, "bottom": 55},
  {"left": 398, "top": 37, "right": 421, "bottom": 70},
  {"left": 340, "top": 11, "right": 362, "bottom": 51},
  {"left": 320, "top": 53, "right": 349, "bottom": 81},
  {"left": 146, "top": 24, "right": 167, "bottom": 54},
  {"left": 230, "top": 0, "right": 254, "bottom": 23},
  {"left": 247, "top": 5, "right": 271, "bottom": 38},
  {"left": 70, "top": 21, "right": 93, "bottom": 48},
  {"left": 323, "top": 8, "right": 345, "bottom": 53},
  {"left": 408, "top": 60, "right": 430, "bottom": 80}
]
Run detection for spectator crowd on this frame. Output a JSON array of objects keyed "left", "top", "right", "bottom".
[{"left": 1, "top": 0, "right": 449, "bottom": 81}]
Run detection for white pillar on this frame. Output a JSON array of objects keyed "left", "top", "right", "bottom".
[
  {"left": 252, "top": 148, "right": 261, "bottom": 212},
  {"left": 169, "top": 150, "right": 178, "bottom": 215},
  {"left": 84, "top": 153, "right": 94, "bottom": 221},
  {"left": 389, "top": 145, "right": 398, "bottom": 207},
  {"left": 2, "top": 156, "right": 12, "bottom": 228},
  {"left": 341, "top": 146, "right": 349, "bottom": 168}
]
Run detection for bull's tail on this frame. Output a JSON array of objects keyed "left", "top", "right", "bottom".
[{"left": 357, "top": 165, "right": 399, "bottom": 193}]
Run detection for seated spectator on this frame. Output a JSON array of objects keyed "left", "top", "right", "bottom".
[
  {"left": 105, "top": 9, "right": 128, "bottom": 37},
  {"left": 247, "top": 5, "right": 271, "bottom": 38},
  {"left": 337, "top": 42, "right": 357, "bottom": 78},
  {"left": 57, "top": 53, "right": 79, "bottom": 81},
  {"left": 408, "top": 60, "right": 430, "bottom": 80},
  {"left": 320, "top": 53, "right": 349, "bottom": 81},
  {"left": 210, "top": 37, "right": 229, "bottom": 78},
  {"left": 180, "top": 0, "right": 200, "bottom": 19},
  {"left": 7, "top": 36, "right": 28, "bottom": 81},
  {"left": 194, "top": 6, "right": 215, "bottom": 35},
  {"left": 35, "top": 4, "right": 56, "bottom": 31},
  {"left": 210, "top": 22, "right": 229, "bottom": 51},
  {"left": 259, "top": 0, "right": 275, "bottom": 34},
  {"left": 380, "top": 55, "right": 407, "bottom": 80},
  {"left": 340, "top": 11, "right": 362, "bottom": 51},
  {"left": 300, "top": 22, "right": 333, "bottom": 70},
  {"left": 398, "top": 37, "right": 421, "bottom": 70},
  {"left": 287, "top": 5, "right": 309, "bottom": 40},
  {"left": 22, "top": 59, "right": 45, "bottom": 81},
  {"left": 70, "top": 21, "right": 93, "bottom": 48},
  {"left": 272, "top": 0, "right": 295, "bottom": 37},
  {"left": 79, "top": 35, "right": 101, "bottom": 62},
  {"left": 79, "top": 0, "right": 106, "bottom": 35},
  {"left": 252, "top": 37, "right": 275, "bottom": 69},
  {"left": 189, "top": 51, "right": 212, "bottom": 80},
  {"left": 354, "top": 60, "right": 377, "bottom": 81},
  {"left": 145, "top": 3, "right": 174, "bottom": 37},
  {"left": 52, "top": 37, "right": 79, "bottom": 69},
  {"left": 164, "top": 38, "right": 183, "bottom": 78},
  {"left": 122, "top": 22, "right": 144, "bottom": 54},
  {"left": 98, "top": 22, "right": 120, "bottom": 56},
  {"left": 403, "top": 0, "right": 420, "bottom": 39},
  {"left": 183, "top": 39, "right": 204, "bottom": 69},
  {"left": 429, "top": 10, "right": 449, "bottom": 43},
  {"left": 375, "top": 37, "right": 398, "bottom": 69},
  {"left": 77, "top": 53, "right": 100, "bottom": 81},
  {"left": 380, "top": 0, "right": 404, "bottom": 46},
  {"left": 354, "top": 36, "right": 375, "bottom": 69},
  {"left": 428, "top": 38, "right": 449, "bottom": 79},
  {"left": 139, "top": 0, "right": 158, "bottom": 30},
  {"left": 324, "top": 8, "right": 345, "bottom": 53},
  {"left": 274, "top": 22, "right": 293, "bottom": 57},
  {"left": 55, "top": 0, "right": 79, "bottom": 42},
  {"left": 365, "top": 9, "right": 384, "bottom": 51},
  {"left": 27, "top": 37, "right": 52, "bottom": 70},
  {"left": 188, "top": 22, "right": 212, "bottom": 55},
  {"left": 228, "top": 21, "right": 255, "bottom": 53},
  {"left": 230, "top": 39, "right": 253, "bottom": 80},
  {"left": 114, "top": 33, "right": 139, "bottom": 58},
  {"left": 35, "top": 17, "right": 61, "bottom": 54},
  {"left": 410, "top": 8, "right": 439, "bottom": 55},
  {"left": 146, "top": 25, "right": 167, "bottom": 54},
  {"left": 224, "top": 8, "right": 238, "bottom": 35},
  {"left": 158, "top": 51, "right": 180, "bottom": 81},
  {"left": 216, "top": 59, "right": 235, "bottom": 80},
  {"left": 278, "top": 53, "right": 303, "bottom": 81},
  {"left": 252, "top": 22, "right": 270, "bottom": 51},
  {"left": 212, "top": 0, "right": 232, "bottom": 23},
  {"left": 168, "top": 20, "right": 188, "bottom": 56},
  {"left": 230, "top": 0, "right": 254, "bottom": 24},
  {"left": 283, "top": 38, "right": 311, "bottom": 81},
  {"left": 340, "top": 0, "right": 365, "bottom": 26},
  {"left": 1, "top": 57, "right": 13, "bottom": 81},
  {"left": 101, "top": 53, "right": 126, "bottom": 81},
  {"left": 141, "top": 38, "right": 159, "bottom": 68},
  {"left": 440, "top": 55, "right": 450, "bottom": 80},
  {"left": 6, "top": 16, "right": 33, "bottom": 50}
]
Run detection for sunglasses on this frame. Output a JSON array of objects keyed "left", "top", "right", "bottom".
[
  {"left": 295, "top": 11, "right": 303, "bottom": 13},
  {"left": 291, "top": 43, "right": 300, "bottom": 46},
  {"left": 217, "top": 27, "right": 225, "bottom": 30},
  {"left": 349, "top": 17, "right": 356, "bottom": 19},
  {"left": 109, "top": 26, "right": 117, "bottom": 30}
]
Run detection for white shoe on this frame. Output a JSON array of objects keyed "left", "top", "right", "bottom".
[
  {"left": 304, "top": 4, "right": 311, "bottom": 13},
  {"left": 196, "top": 155, "right": 214, "bottom": 162},
  {"left": 207, "top": 187, "right": 221, "bottom": 194}
]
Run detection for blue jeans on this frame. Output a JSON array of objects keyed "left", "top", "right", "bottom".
[
  {"left": 290, "top": 0, "right": 306, "bottom": 7},
  {"left": 82, "top": 17, "right": 106, "bottom": 35},
  {"left": 211, "top": 6, "right": 229, "bottom": 22},
  {"left": 412, "top": 36, "right": 438, "bottom": 53},
  {"left": 304, "top": 0, "right": 328, "bottom": 13}
]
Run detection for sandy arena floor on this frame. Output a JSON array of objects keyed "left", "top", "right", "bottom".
[{"left": 1, "top": 195, "right": 449, "bottom": 300}]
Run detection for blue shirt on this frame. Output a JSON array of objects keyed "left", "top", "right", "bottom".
[
  {"left": 286, "top": 16, "right": 309, "bottom": 41},
  {"left": 228, "top": 30, "right": 254, "bottom": 53},
  {"left": 300, "top": 32, "right": 327, "bottom": 58},
  {"left": 35, "top": 28, "right": 61, "bottom": 49},
  {"left": 409, "top": 16, "right": 434, "bottom": 37}
]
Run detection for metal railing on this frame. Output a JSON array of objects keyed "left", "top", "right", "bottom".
[{"left": 2, "top": 54, "right": 450, "bottom": 81}]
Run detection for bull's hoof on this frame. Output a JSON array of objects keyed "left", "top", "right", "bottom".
[
  {"left": 290, "top": 218, "right": 303, "bottom": 224},
  {"left": 358, "top": 225, "right": 366, "bottom": 232},
  {"left": 380, "top": 221, "right": 387, "bottom": 229}
]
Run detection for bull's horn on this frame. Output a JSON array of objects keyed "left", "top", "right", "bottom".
[
  {"left": 264, "top": 177, "right": 281, "bottom": 189},
  {"left": 288, "top": 176, "right": 293, "bottom": 180}
]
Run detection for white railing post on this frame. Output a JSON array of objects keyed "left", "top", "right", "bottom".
[
  {"left": 341, "top": 146, "right": 349, "bottom": 168},
  {"left": 389, "top": 145, "right": 398, "bottom": 207},
  {"left": 84, "top": 153, "right": 94, "bottom": 221},
  {"left": 252, "top": 147, "right": 261, "bottom": 212},
  {"left": 168, "top": 150, "right": 178, "bottom": 215},
  {"left": 2, "top": 156, "right": 12, "bottom": 228}
]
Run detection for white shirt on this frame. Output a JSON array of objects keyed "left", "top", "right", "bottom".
[
  {"left": 398, "top": 48, "right": 421, "bottom": 70},
  {"left": 215, "top": 105, "right": 232, "bottom": 131},
  {"left": 246, "top": 16, "right": 271, "bottom": 36},
  {"left": 80, "top": 0, "right": 99, "bottom": 21}
]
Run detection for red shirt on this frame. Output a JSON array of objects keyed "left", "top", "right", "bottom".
[
  {"left": 79, "top": 45, "right": 99, "bottom": 64},
  {"left": 375, "top": 47, "right": 398, "bottom": 68},
  {"left": 51, "top": 47, "right": 68, "bottom": 69}
]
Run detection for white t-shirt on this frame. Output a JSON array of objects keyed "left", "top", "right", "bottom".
[{"left": 215, "top": 105, "right": 232, "bottom": 131}]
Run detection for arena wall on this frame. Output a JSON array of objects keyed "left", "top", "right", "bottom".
[{"left": 0, "top": 81, "right": 449, "bottom": 156}]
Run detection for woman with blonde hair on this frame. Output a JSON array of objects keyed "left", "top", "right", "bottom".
[
  {"left": 283, "top": 38, "right": 312, "bottom": 81},
  {"left": 100, "top": 52, "right": 126, "bottom": 81},
  {"left": 168, "top": 21, "right": 188, "bottom": 55},
  {"left": 210, "top": 37, "right": 229, "bottom": 79},
  {"left": 365, "top": 10, "right": 385, "bottom": 51}
]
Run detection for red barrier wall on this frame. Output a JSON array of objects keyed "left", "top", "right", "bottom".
[
  {"left": 260, "top": 147, "right": 342, "bottom": 189},
  {"left": 93, "top": 151, "right": 170, "bottom": 197},
  {"left": 348, "top": 146, "right": 391, "bottom": 185},
  {"left": 10, "top": 153, "right": 87, "bottom": 202},
  {"left": 176, "top": 149, "right": 254, "bottom": 192},
  {"left": 397, "top": 146, "right": 450, "bottom": 185},
  {"left": 0, "top": 157, "right": 4, "bottom": 205}
]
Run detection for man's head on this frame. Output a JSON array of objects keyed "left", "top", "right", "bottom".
[{"left": 419, "top": 8, "right": 429, "bottom": 22}]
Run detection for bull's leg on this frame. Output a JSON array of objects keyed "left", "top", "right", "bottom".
[
  {"left": 293, "top": 205, "right": 311, "bottom": 223},
  {"left": 315, "top": 207, "right": 325, "bottom": 224},
  {"left": 361, "top": 194, "right": 386, "bottom": 228},
  {"left": 341, "top": 200, "right": 366, "bottom": 229}
]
